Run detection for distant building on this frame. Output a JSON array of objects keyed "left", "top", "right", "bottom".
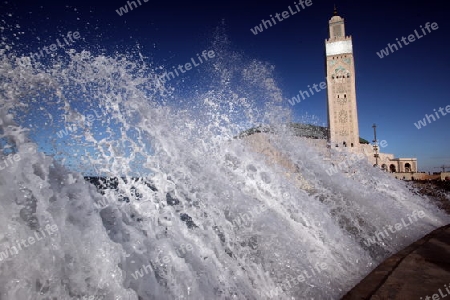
[
  {"left": 324, "top": 9, "right": 420, "bottom": 179},
  {"left": 240, "top": 9, "right": 434, "bottom": 181},
  {"left": 325, "top": 8, "right": 359, "bottom": 149}
]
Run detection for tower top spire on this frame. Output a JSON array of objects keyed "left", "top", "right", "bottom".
[{"left": 333, "top": 4, "right": 338, "bottom": 16}]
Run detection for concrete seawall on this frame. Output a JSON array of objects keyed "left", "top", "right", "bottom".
[{"left": 342, "top": 224, "right": 450, "bottom": 299}]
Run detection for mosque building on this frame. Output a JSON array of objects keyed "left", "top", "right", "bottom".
[{"left": 324, "top": 8, "right": 421, "bottom": 179}]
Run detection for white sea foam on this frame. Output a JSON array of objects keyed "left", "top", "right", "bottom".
[{"left": 0, "top": 33, "right": 449, "bottom": 300}]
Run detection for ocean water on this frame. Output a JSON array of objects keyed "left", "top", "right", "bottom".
[{"left": 0, "top": 34, "right": 449, "bottom": 300}]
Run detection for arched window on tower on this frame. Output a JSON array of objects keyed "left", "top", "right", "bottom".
[{"left": 343, "top": 141, "right": 347, "bottom": 147}]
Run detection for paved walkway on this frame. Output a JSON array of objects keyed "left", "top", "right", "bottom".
[{"left": 342, "top": 224, "right": 450, "bottom": 300}]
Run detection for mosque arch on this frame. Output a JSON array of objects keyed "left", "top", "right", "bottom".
[{"left": 405, "top": 163, "right": 411, "bottom": 172}]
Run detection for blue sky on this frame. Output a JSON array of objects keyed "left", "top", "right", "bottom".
[{"left": 2, "top": 0, "right": 449, "bottom": 172}]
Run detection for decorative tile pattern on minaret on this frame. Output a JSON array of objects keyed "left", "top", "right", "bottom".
[{"left": 325, "top": 10, "right": 360, "bottom": 148}]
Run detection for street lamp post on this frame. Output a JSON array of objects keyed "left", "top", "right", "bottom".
[{"left": 372, "top": 123, "right": 379, "bottom": 167}]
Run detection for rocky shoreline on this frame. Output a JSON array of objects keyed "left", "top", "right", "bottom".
[{"left": 408, "top": 180, "right": 450, "bottom": 214}]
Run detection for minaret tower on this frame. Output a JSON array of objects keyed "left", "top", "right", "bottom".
[{"left": 325, "top": 7, "right": 360, "bottom": 148}]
